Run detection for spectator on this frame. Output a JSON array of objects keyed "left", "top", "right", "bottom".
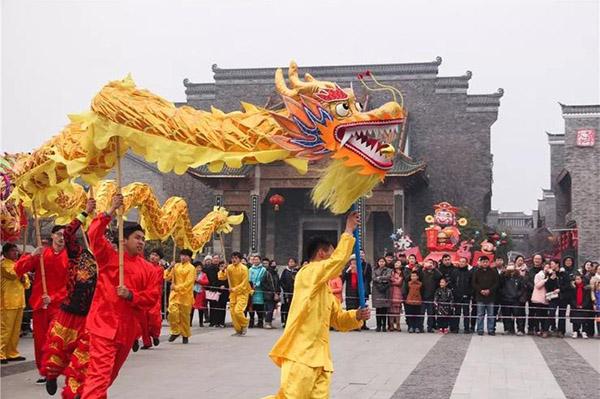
[
  {"left": 499, "top": 264, "right": 525, "bottom": 335},
  {"left": 214, "top": 261, "right": 229, "bottom": 328},
  {"left": 343, "top": 257, "right": 360, "bottom": 311},
  {"left": 405, "top": 271, "right": 423, "bottom": 333},
  {"left": 328, "top": 275, "right": 343, "bottom": 304},
  {"left": 262, "top": 259, "right": 281, "bottom": 329},
  {"left": 472, "top": 256, "right": 499, "bottom": 336},
  {"left": 372, "top": 257, "right": 392, "bottom": 332},
  {"left": 420, "top": 259, "right": 442, "bottom": 332},
  {"left": 545, "top": 259, "right": 561, "bottom": 335},
  {"left": 557, "top": 256, "right": 577, "bottom": 338},
  {"left": 490, "top": 258, "right": 503, "bottom": 331},
  {"left": 530, "top": 263, "right": 551, "bottom": 338},
  {"left": 570, "top": 275, "right": 593, "bottom": 339},
  {"left": 525, "top": 254, "right": 545, "bottom": 334},
  {"left": 202, "top": 255, "right": 220, "bottom": 327},
  {"left": 439, "top": 254, "right": 454, "bottom": 281},
  {"left": 581, "top": 261, "right": 594, "bottom": 283},
  {"left": 248, "top": 254, "right": 267, "bottom": 328},
  {"left": 280, "top": 258, "right": 298, "bottom": 328},
  {"left": 388, "top": 260, "right": 404, "bottom": 332},
  {"left": 191, "top": 263, "right": 209, "bottom": 327},
  {"left": 592, "top": 279, "right": 600, "bottom": 337},
  {"left": 359, "top": 249, "right": 373, "bottom": 331},
  {"left": 434, "top": 277, "right": 453, "bottom": 334},
  {"left": 450, "top": 256, "right": 472, "bottom": 333},
  {"left": 583, "top": 261, "right": 598, "bottom": 337}
]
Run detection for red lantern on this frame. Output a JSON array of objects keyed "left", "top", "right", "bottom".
[{"left": 269, "top": 194, "right": 285, "bottom": 211}]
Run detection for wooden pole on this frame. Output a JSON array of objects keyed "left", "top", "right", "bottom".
[
  {"left": 82, "top": 186, "right": 94, "bottom": 254},
  {"left": 32, "top": 200, "right": 48, "bottom": 309},
  {"left": 115, "top": 138, "right": 124, "bottom": 287}
]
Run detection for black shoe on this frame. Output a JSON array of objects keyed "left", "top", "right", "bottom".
[
  {"left": 361, "top": 325, "right": 370, "bottom": 330},
  {"left": 7, "top": 356, "right": 26, "bottom": 362},
  {"left": 477, "top": 331, "right": 484, "bottom": 336},
  {"left": 199, "top": 323, "right": 204, "bottom": 327},
  {"left": 152, "top": 336, "right": 160, "bottom": 346},
  {"left": 382, "top": 327, "right": 387, "bottom": 332},
  {"left": 427, "top": 328, "right": 434, "bottom": 333},
  {"left": 46, "top": 378, "right": 58, "bottom": 395},
  {"left": 408, "top": 328, "right": 414, "bottom": 333},
  {"left": 417, "top": 329, "right": 424, "bottom": 333},
  {"left": 257, "top": 321, "right": 264, "bottom": 328},
  {"left": 132, "top": 340, "right": 140, "bottom": 352},
  {"left": 182, "top": 337, "right": 189, "bottom": 344},
  {"left": 376, "top": 326, "right": 381, "bottom": 332},
  {"left": 464, "top": 330, "right": 472, "bottom": 334},
  {"left": 488, "top": 331, "right": 496, "bottom": 336},
  {"left": 209, "top": 323, "right": 215, "bottom": 327},
  {"left": 140, "top": 345, "right": 152, "bottom": 350},
  {"left": 1, "top": 359, "right": 7, "bottom": 364},
  {"left": 168, "top": 334, "right": 180, "bottom": 342},
  {"left": 35, "top": 377, "right": 47, "bottom": 385}
]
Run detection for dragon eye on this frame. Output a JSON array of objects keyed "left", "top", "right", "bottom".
[
  {"left": 335, "top": 102, "right": 351, "bottom": 117},
  {"left": 355, "top": 102, "right": 363, "bottom": 112}
]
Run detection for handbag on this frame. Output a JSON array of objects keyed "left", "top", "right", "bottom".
[{"left": 206, "top": 290, "right": 221, "bottom": 301}]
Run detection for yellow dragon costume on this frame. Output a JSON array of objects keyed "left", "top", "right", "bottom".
[{"left": 2, "top": 60, "right": 405, "bottom": 244}]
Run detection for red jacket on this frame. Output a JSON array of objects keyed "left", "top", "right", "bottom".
[
  {"left": 85, "top": 214, "right": 160, "bottom": 345},
  {"left": 15, "top": 247, "right": 68, "bottom": 311}
]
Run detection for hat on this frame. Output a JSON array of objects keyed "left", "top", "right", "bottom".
[
  {"left": 204, "top": 255, "right": 213, "bottom": 261},
  {"left": 350, "top": 254, "right": 356, "bottom": 260}
]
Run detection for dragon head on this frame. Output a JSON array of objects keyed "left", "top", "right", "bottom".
[{"left": 270, "top": 61, "right": 406, "bottom": 213}]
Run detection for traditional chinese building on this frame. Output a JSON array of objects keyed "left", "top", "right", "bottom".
[{"left": 538, "top": 104, "right": 600, "bottom": 263}]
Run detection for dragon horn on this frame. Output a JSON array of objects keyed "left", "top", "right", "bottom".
[{"left": 275, "top": 67, "right": 298, "bottom": 97}]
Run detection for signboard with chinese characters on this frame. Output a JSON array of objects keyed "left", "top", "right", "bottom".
[{"left": 576, "top": 128, "right": 596, "bottom": 147}]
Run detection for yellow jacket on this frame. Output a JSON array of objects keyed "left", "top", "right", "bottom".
[
  {"left": 269, "top": 233, "right": 362, "bottom": 372},
  {"left": 164, "top": 262, "right": 196, "bottom": 307},
  {"left": 218, "top": 263, "right": 253, "bottom": 299},
  {"left": 1, "top": 258, "right": 30, "bottom": 310}
]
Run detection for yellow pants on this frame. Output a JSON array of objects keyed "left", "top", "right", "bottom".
[
  {"left": 167, "top": 302, "right": 192, "bottom": 337},
  {"left": 263, "top": 359, "right": 332, "bottom": 399},
  {"left": 0, "top": 308, "right": 24, "bottom": 359},
  {"left": 230, "top": 293, "right": 249, "bottom": 333}
]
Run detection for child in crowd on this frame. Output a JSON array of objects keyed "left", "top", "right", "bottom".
[
  {"left": 570, "top": 275, "right": 593, "bottom": 339},
  {"left": 405, "top": 271, "right": 423, "bottom": 333},
  {"left": 434, "top": 277, "right": 454, "bottom": 334}
]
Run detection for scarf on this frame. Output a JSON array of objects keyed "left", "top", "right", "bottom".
[
  {"left": 350, "top": 271, "right": 358, "bottom": 290},
  {"left": 575, "top": 282, "right": 584, "bottom": 308}
]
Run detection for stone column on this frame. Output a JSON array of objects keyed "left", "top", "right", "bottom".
[
  {"left": 393, "top": 189, "right": 405, "bottom": 230},
  {"left": 249, "top": 194, "right": 260, "bottom": 254}
]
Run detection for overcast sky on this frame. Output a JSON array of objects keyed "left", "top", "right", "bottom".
[{"left": 2, "top": 0, "right": 598, "bottom": 213}]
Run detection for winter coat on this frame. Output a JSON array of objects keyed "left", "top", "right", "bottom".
[
  {"left": 362, "top": 262, "right": 373, "bottom": 297},
  {"left": 499, "top": 271, "right": 525, "bottom": 303},
  {"left": 280, "top": 267, "right": 297, "bottom": 303},
  {"left": 405, "top": 280, "right": 423, "bottom": 305},
  {"left": 371, "top": 266, "right": 392, "bottom": 308},
  {"left": 570, "top": 284, "right": 593, "bottom": 320},
  {"left": 262, "top": 266, "right": 281, "bottom": 303},
  {"left": 249, "top": 265, "right": 267, "bottom": 305},
  {"left": 434, "top": 287, "right": 454, "bottom": 315},
  {"left": 421, "top": 268, "right": 442, "bottom": 300},
  {"left": 450, "top": 267, "right": 472, "bottom": 300},
  {"left": 559, "top": 266, "right": 578, "bottom": 302},
  {"left": 531, "top": 270, "right": 549, "bottom": 305},
  {"left": 472, "top": 267, "right": 500, "bottom": 304},
  {"left": 342, "top": 269, "right": 359, "bottom": 310}
]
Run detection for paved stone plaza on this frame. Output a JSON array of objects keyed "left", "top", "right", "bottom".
[{"left": 1, "top": 320, "right": 598, "bottom": 399}]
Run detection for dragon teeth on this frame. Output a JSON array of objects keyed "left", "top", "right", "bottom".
[{"left": 340, "top": 131, "right": 352, "bottom": 148}]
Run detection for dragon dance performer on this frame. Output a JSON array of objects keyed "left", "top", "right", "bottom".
[
  {"left": 15, "top": 221, "right": 69, "bottom": 384},
  {"left": 42, "top": 198, "right": 97, "bottom": 398},
  {"left": 80, "top": 193, "right": 160, "bottom": 399},
  {"left": 165, "top": 249, "right": 195, "bottom": 344},
  {"left": 136, "top": 248, "right": 164, "bottom": 349},
  {"left": 265, "top": 212, "right": 370, "bottom": 398},
  {"left": 218, "top": 251, "right": 253, "bottom": 336},
  {"left": 1, "top": 243, "right": 30, "bottom": 364}
]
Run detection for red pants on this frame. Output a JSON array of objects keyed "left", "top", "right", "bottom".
[
  {"left": 63, "top": 332, "right": 90, "bottom": 399},
  {"left": 80, "top": 334, "right": 130, "bottom": 399},
  {"left": 140, "top": 310, "right": 162, "bottom": 347},
  {"left": 41, "top": 310, "right": 86, "bottom": 380},
  {"left": 32, "top": 306, "right": 60, "bottom": 374}
]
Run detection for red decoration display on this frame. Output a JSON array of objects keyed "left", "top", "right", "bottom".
[{"left": 269, "top": 194, "right": 285, "bottom": 211}]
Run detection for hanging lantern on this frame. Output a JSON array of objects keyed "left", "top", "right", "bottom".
[{"left": 269, "top": 194, "right": 285, "bottom": 211}]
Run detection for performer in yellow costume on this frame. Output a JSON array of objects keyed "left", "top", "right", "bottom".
[
  {"left": 218, "top": 252, "right": 253, "bottom": 336},
  {"left": 1, "top": 243, "right": 30, "bottom": 363},
  {"left": 165, "top": 249, "right": 196, "bottom": 344},
  {"left": 265, "top": 212, "right": 370, "bottom": 398}
]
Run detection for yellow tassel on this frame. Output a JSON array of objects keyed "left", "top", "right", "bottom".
[{"left": 311, "top": 159, "right": 381, "bottom": 214}]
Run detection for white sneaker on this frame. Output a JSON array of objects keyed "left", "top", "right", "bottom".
[
  {"left": 581, "top": 332, "right": 588, "bottom": 339},
  {"left": 571, "top": 332, "right": 578, "bottom": 339},
  {"left": 240, "top": 328, "right": 247, "bottom": 336},
  {"left": 264, "top": 323, "right": 273, "bottom": 329}
]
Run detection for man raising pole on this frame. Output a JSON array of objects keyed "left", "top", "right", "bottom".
[{"left": 265, "top": 211, "right": 371, "bottom": 398}]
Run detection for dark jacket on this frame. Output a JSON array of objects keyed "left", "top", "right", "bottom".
[
  {"left": 434, "top": 287, "right": 454, "bottom": 315},
  {"left": 362, "top": 261, "right": 373, "bottom": 297},
  {"left": 570, "top": 284, "right": 594, "bottom": 320},
  {"left": 262, "top": 267, "right": 280, "bottom": 302},
  {"left": 525, "top": 265, "right": 544, "bottom": 295},
  {"left": 450, "top": 267, "right": 472, "bottom": 300},
  {"left": 558, "top": 266, "right": 577, "bottom": 302},
  {"left": 342, "top": 269, "right": 360, "bottom": 310},
  {"left": 500, "top": 271, "right": 525, "bottom": 303},
  {"left": 472, "top": 267, "right": 500, "bottom": 303},
  {"left": 279, "top": 267, "right": 297, "bottom": 303},
  {"left": 371, "top": 266, "right": 392, "bottom": 308},
  {"left": 438, "top": 263, "right": 454, "bottom": 281},
  {"left": 545, "top": 273, "right": 560, "bottom": 300},
  {"left": 421, "top": 268, "right": 442, "bottom": 300}
]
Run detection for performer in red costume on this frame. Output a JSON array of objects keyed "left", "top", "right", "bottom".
[
  {"left": 15, "top": 221, "right": 69, "bottom": 384},
  {"left": 80, "top": 194, "right": 160, "bottom": 399},
  {"left": 138, "top": 248, "right": 165, "bottom": 349},
  {"left": 41, "top": 197, "right": 97, "bottom": 398}
]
